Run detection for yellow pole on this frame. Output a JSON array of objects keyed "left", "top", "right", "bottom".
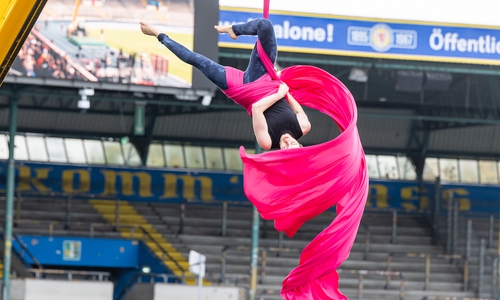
[{"left": 0, "top": 0, "right": 48, "bottom": 85}]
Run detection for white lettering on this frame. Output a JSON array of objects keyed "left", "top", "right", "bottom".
[
  {"left": 301, "top": 27, "right": 314, "bottom": 41},
  {"left": 468, "top": 39, "right": 478, "bottom": 52},
  {"left": 478, "top": 36, "right": 486, "bottom": 53},
  {"left": 395, "top": 33, "right": 414, "bottom": 46},
  {"left": 444, "top": 33, "right": 458, "bottom": 51},
  {"left": 429, "top": 28, "right": 444, "bottom": 50},
  {"left": 327, "top": 24, "right": 334, "bottom": 42},
  {"left": 457, "top": 38, "right": 467, "bottom": 52},
  {"left": 430, "top": 28, "right": 500, "bottom": 54},
  {"left": 273, "top": 22, "right": 333, "bottom": 42},
  {"left": 284, "top": 21, "right": 290, "bottom": 39},
  {"left": 314, "top": 28, "right": 326, "bottom": 42},
  {"left": 289, "top": 26, "right": 302, "bottom": 40},
  {"left": 351, "top": 30, "right": 369, "bottom": 43},
  {"left": 274, "top": 25, "right": 284, "bottom": 39}
]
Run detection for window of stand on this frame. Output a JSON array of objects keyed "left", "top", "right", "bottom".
[
  {"left": 103, "top": 141, "right": 125, "bottom": 165},
  {"left": 478, "top": 160, "right": 498, "bottom": 184},
  {"left": 397, "top": 156, "right": 417, "bottom": 180},
  {"left": 458, "top": 159, "right": 479, "bottom": 183},
  {"left": 13, "top": 136, "right": 29, "bottom": 161},
  {"left": 164, "top": 144, "right": 185, "bottom": 168},
  {"left": 377, "top": 155, "right": 399, "bottom": 179},
  {"left": 365, "top": 155, "right": 380, "bottom": 178},
  {"left": 146, "top": 144, "right": 165, "bottom": 167},
  {"left": 26, "top": 135, "right": 48, "bottom": 162},
  {"left": 46, "top": 137, "right": 67, "bottom": 163},
  {"left": 123, "top": 143, "right": 142, "bottom": 166},
  {"left": 204, "top": 147, "right": 224, "bottom": 170},
  {"left": 0, "top": 135, "right": 9, "bottom": 160},
  {"left": 65, "top": 138, "right": 87, "bottom": 164},
  {"left": 1, "top": 134, "right": 498, "bottom": 185},
  {"left": 184, "top": 146, "right": 205, "bottom": 169},
  {"left": 439, "top": 158, "right": 459, "bottom": 182},
  {"left": 423, "top": 158, "right": 439, "bottom": 181},
  {"left": 223, "top": 148, "right": 243, "bottom": 171},
  {"left": 83, "top": 140, "right": 106, "bottom": 164}
]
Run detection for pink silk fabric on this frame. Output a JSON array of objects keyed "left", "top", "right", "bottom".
[
  {"left": 224, "top": 22, "right": 369, "bottom": 299},
  {"left": 222, "top": 66, "right": 278, "bottom": 116},
  {"left": 221, "top": 4, "right": 369, "bottom": 296},
  {"left": 239, "top": 66, "right": 369, "bottom": 299}
]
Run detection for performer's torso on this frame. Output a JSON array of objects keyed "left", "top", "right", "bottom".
[{"left": 264, "top": 99, "right": 303, "bottom": 149}]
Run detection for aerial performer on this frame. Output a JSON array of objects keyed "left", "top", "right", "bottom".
[
  {"left": 140, "top": 19, "right": 310, "bottom": 151},
  {"left": 140, "top": 1, "right": 368, "bottom": 298}
]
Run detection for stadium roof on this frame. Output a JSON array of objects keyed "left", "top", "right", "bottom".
[{"left": 1, "top": 49, "right": 500, "bottom": 174}]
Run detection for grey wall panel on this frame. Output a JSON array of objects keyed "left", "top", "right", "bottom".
[
  {"left": 153, "top": 111, "right": 253, "bottom": 140},
  {"left": 358, "top": 116, "right": 411, "bottom": 150},
  {"left": 429, "top": 125, "right": 500, "bottom": 154},
  {"left": 15, "top": 110, "right": 133, "bottom": 135}
]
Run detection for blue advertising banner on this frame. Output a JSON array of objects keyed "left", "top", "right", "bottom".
[
  {"left": 14, "top": 236, "right": 140, "bottom": 267},
  {"left": 219, "top": 7, "right": 500, "bottom": 65},
  {"left": 0, "top": 161, "right": 499, "bottom": 215},
  {"left": 0, "top": 161, "right": 245, "bottom": 203},
  {"left": 14, "top": 235, "right": 175, "bottom": 278}
]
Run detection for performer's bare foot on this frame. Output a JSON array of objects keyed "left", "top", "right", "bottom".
[
  {"left": 140, "top": 21, "right": 161, "bottom": 38},
  {"left": 214, "top": 25, "right": 237, "bottom": 40}
]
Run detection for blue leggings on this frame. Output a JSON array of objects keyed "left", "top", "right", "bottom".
[{"left": 157, "top": 18, "right": 277, "bottom": 90}]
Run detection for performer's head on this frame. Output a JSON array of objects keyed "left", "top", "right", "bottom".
[{"left": 280, "top": 133, "right": 302, "bottom": 150}]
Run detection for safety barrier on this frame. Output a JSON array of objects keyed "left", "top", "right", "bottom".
[
  {"left": 13, "top": 219, "right": 187, "bottom": 282},
  {"left": 386, "top": 252, "right": 465, "bottom": 291},
  {"left": 27, "top": 268, "right": 110, "bottom": 281},
  {"left": 257, "top": 269, "right": 404, "bottom": 300}
]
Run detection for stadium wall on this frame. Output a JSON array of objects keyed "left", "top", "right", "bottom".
[{"left": 11, "top": 279, "right": 113, "bottom": 300}]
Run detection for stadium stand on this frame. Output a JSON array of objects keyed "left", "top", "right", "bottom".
[
  {"left": 2, "top": 1, "right": 500, "bottom": 300},
  {"left": 1, "top": 195, "right": 489, "bottom": 299}
]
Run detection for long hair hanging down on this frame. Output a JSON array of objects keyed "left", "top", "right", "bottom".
[{"left": 236, "top": 1, "right": 370, "bottom": 299}]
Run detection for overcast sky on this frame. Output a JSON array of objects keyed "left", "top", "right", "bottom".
[{"left": 219, "top": 0, "right": 500, "bottom": 27}]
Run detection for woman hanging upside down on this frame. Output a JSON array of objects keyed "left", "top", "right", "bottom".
[
  {"left": 140, "top": 19, "right": 310, "bottom": 150},
  {"left": 143, "top": 17, "right": 369, "bottom": 299}
]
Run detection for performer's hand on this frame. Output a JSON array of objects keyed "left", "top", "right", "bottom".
[
  {"left": 278, "top": 83, "right": 289, "bottom": 98},
  {"left": 140, "top": 22, "right": 160, "bottom": 37}
]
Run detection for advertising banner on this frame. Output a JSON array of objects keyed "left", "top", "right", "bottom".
[
  {"left": 0, "top": 161, "right": 499, "bottom": 215},
  {"left": 8, "top": 0, "right": 195, "bottom": 88},
  {"left": 219, "top": 7, "right": 500, "bottom": 65}
]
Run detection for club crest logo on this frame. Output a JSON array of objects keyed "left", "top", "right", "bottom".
[
  {"left": 370, "top": 24, "right": 393, "bottom": 52},
  {"left": 348, "top": 23, "right": 417, "bottom": 52}
]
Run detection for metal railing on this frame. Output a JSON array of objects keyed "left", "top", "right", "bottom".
[
  {"left": 222, "top": 245, "right": 405, "bottom": 299},
  {"left": 27, "top": 269, "right": 110, "bottom": 281},
  {"left": 220, "top": 245, "right": 302, "bottom": 284},
  {"left": 421, "top": 297, "right": 496, "bottom": 300},
  {"left": 440, "top": 195, "right": 499, "bottom": 298},
  {"left": 337, "top": 269, "right": 405, "bottom": 300},
  {"left": 12, "top": 234, "right": 43, "bottom": 270},
  {"left": 386, "top": 252, "right": 466, "bottom": 291},
  {"left": 257, "top": 270, "right": 405, "bottom": 300},
  {"left": 115, "top": 272, "right": 187, "bottom": 300},
  {"left": 13, "top": 219, "right": 187, "bottom": 281}
]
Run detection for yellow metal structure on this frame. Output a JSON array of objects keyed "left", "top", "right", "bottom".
[
  {"left": 0, "top": 0, "right": 48, "bottom": 86},
  {"left": 67, "top": 0, "right": 82, "bottom": 36}
]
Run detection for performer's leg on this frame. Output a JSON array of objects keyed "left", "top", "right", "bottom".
[
  {"left": 157, "top": 34, "right": 228, "bottom": 89},
  {"left": 216, "top": 18, "right": 277, "bottom": 83}
]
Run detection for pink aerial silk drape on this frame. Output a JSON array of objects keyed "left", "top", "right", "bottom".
[{"left": 223, "top": 1, "right": 369, "bottom": 298}]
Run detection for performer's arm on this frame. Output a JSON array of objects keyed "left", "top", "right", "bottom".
[
  {"left": 286, "top": 93, "right": 311, "bottom": 135},
  {"left": 252, "top": 83, "right": 289, "bottom": 150}
]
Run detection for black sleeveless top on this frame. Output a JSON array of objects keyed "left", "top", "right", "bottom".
[{"left": 264, "top": 98, "right": 303, "bottom": 149}]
